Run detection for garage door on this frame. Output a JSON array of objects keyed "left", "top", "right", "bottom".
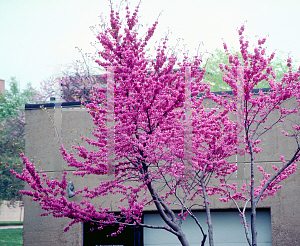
[{"left": 144, "top": 210, "right": 271, "bottom": 246}]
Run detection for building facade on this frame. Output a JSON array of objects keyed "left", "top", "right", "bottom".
[{"left": 23, "top": 96, "right": 300, "bottom": 246}]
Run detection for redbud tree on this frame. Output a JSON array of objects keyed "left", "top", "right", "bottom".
[
  {"left": 11, "top": 4, "right": 238, "bottom": 246},
  {"left": 210, "top": 25, "right": 300, "bottom": 246},
  {"left": 11, "top": 3, "right": 300, "bottom": 246}
]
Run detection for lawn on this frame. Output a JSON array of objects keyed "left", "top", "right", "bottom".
[{"left": 0, "top": 228, "right": 23, "bottom": 246}]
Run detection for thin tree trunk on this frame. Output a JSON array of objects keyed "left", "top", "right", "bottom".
[
  {"left": 251, "top": 203, "right": 257, "bottom": 246},
  {"left": 201, "top": 179, "right": 214, "bottom": 246},
  {"left": 250, "top": 148, "right": 257, "bottom": 246}
]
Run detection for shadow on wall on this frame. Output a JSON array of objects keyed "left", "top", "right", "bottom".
[{"left": 0, "top": 201, "right": 24, "bottom": 222}]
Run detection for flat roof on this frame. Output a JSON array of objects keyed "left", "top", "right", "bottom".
[{"left": 25, "top": 88, "right": 271, "bottom": 110}]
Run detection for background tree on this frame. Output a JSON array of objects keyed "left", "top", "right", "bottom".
[
  {"left": 0, "top": 77, "right": 36, "bottom": 204},
  {"left": 204, "top": 48, "right": 299, "bottom": 92},
  {"left": 34, "top": 58, "right": 106, "bottom": 103}
]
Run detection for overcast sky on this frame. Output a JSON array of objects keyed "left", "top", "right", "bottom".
[{"left": 1, "top": 0, "right": 299, "bottom": 90}]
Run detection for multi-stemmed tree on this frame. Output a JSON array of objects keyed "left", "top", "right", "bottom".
[{"left": 11, "top": 3, "right": 300, "bottom": 246}]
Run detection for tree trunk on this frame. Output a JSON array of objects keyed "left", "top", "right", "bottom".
[
  {"left": 177, "top": 232, "right": 190, "bottom": 246},
  {"left": 201, "top": 179, "right": 214, "bottom": 246},
  {"left": 251, "top": 203, "right": 257, "bottom": 246},
  {"left": 250, "top": 146, "right": 257, "bottom": 246}
]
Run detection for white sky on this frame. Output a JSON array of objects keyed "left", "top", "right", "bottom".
[{"left": 1, "top": 0, "right": 300, "bottom": 90}]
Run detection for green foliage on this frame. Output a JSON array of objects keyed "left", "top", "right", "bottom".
[
  {"left": 0, "top": 77, "right": 35, "bottom": 121},
  {"left": 203, "top": 48, "right": 299, "bottom": 92},
  {"left": 0, "top": 77, "right": 36, "bottom": 202},
  {"left": 0, "top": 228, "right": 23, "bottom": 246},
  {"left": 0, "top": 157, "right": 24, "bottom": 202},
  {"left": 203, "top": 48, "right": 233, "bottom": 92}
]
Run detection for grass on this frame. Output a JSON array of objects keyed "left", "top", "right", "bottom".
[
  {"left": 0, "top": 228, "right": 23, "bottom": 246},
  {"left": 0, "top": 221, "right": 23, "bottom": 226}
]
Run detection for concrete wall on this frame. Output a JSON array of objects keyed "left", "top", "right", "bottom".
[{"left": 23, "top": 96, "right": 300, "bottom": 246}]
